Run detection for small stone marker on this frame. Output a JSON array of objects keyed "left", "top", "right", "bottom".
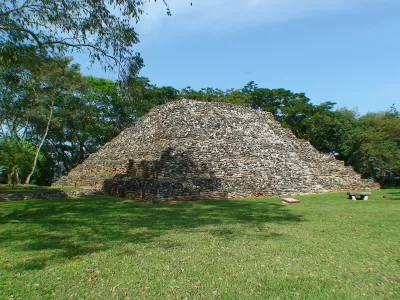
[{"left": 282, "top": 198, "right": 301, "bottom": 204}]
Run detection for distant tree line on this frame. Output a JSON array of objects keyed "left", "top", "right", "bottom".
[{"left": 1, "top": 57, "right": 399, "bottom": 186}]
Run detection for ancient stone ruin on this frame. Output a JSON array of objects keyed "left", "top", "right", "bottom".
[{"left": 54, "top": 99, "right": 378, "bottom": 201}]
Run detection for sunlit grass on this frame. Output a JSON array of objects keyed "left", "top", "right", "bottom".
[{"left": 1, "top": 189, "right": 399, "bottom": 299}]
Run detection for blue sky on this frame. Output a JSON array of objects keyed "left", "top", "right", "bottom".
[{"left": 77, "top": 0, "right": 400, "bottom": 115}]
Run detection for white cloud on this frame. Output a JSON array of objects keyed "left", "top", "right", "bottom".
[{"left": 135, "top": 0, "right": 384, "bottom": 35}]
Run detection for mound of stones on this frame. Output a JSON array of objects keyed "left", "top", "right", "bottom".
[{"left": 54, "top": 99, "right": 378, "bottom": 201}]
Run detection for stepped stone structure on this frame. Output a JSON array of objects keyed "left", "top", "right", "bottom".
[{"left": 54, "top": 99, "right": 378, "bottom": 201}]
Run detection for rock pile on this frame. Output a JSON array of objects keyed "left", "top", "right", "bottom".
[{"left": 54, "top": 99, "right": 378, "bottom": 201}]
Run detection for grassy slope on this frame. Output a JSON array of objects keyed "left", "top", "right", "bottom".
[{"left": 0, "top": 190, "right": 399, "bottom": 299}]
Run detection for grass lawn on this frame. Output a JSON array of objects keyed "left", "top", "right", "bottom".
[
  {"left": 1, "top": 189, "right": 399, "bottom": 299},
  {"left": 0, "top": 185, "right": 81, "bottom": 194}
]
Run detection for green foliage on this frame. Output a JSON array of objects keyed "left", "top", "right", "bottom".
[
  {"left": 0, "top": 137, "right": 38, "bottom": 183},
  {"left": 343, "top": 111, "right": 400, "bottom": 180},
  {"left": 277, "top": 93, "right": 314, "bottom": 139},
  {"left": 308, "top": 107, "right": 357, "bottom": 156},
  {"left": 129, "top": 77, "right": 180, "bottom": 117},
  {"left": 0, "top": 0, "right": 170, "bottom": 76},
  {"left": 0, "top": 54, "right": 90, "bottom": 183},
  {"left": 0, "top": 54, "right": 84, "bottom": 137},
  {"left": 44, "top": 76, "right": 123, "bottom": 180},
  {"left": 222, "top": 88, "right": 249, "bottom": 106}
]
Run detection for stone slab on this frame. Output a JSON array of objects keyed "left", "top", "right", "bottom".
[
  {"left": 347, "top": 191, "right": 371, "bottom": 196},
  {"left": 348, "top": 192, "right": 370, "bottom": 200},
  {"left": 282, "top": 198, "right": 301, "bottom": 204}
]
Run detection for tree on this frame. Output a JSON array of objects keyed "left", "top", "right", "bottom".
[
  {"left": 223, "top": 88, "right": 249, "bottom": 106},
  {"left": 245, "top": 85, "right": 315, "bottom": 138},
  {"left": 0, "top": 49, "right": 37, "bottom": 140},
  {"left": 181, "top": 86, "right": 207, "bottom": 101},
  {"left": 247, "top": 88, "right": 286, "bottom": 115},
  {"left": 0, "top": 0, "right": 170, "bottom": 76},
  {"left": 45, "top": 76, "right": 126, "bottom": 178},
  {"left": 0, "top": 54, "right": 88, "bottom": 183},
  {"left": 0, "top": 136, "right": 37, "bottom": 185},
  {"left": 25, "top": 56, "right": 88, "bottom": 183},
  {"left": 241, "top": 81, "right": 258, "bottom": 94},
  {"left": 85, "top": 76, "right": 136, "bottom": 131},
  {"left": 343, "top": 111, "right": 400, "bottom": 181},
  {"left": 116, "top": 76, "right": 178, "bottom": 117},
  {"left": 307, "top": 106, "right": 357, "bottom": 156}
]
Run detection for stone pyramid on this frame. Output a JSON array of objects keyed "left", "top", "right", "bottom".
[{"left": 54, "top": 99, "right": 378, "bottom": 200}]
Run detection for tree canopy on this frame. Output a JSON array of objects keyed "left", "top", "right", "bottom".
[{"left": 0, "top": 0, "right": 170, "bottom": 76}]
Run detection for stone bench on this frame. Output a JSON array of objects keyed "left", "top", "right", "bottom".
[{"left": 347, "top": 191, "right": 371, "bottom": 200}]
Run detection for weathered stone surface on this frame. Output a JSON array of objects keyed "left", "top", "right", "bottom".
[
  {"left": 54, "top": 99, "right": 379, "bottom": 201},
  {"left": 347, "top": 191, "right": 371, "bottom": 200},
  {"left": 347, "top": 192, "right": 371, "bottom": 196},
  {"left": 282, "top": 198, "right": 301, "bottom": 204}
]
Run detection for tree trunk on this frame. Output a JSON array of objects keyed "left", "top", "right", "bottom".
[
  {"left": 24, "top": 103, "right": 54, "bottom": 184},
  {"left": 7, "top": 171, "right": 12, "bottom": 186},
  {"left": 7, "top": 166, "right": 18, "bottom": 187},
  {"left": 12, "top": 169, "right": 19, "bottom": 187}
]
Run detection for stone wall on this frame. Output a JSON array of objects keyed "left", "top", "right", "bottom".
[{"left": 54, "top": 99, "right": 379, "bottom": 201}]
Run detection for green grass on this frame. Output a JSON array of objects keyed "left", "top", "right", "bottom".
[
  {"left": 1, "top": 190, "right": 399, "bottom": 299},
  {"left": 0, "top": 184, "right": 81, "bottom": 194}
]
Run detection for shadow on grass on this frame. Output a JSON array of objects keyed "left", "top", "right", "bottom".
[
  {"left": 0, "top": 185, "right": 76, "bottom": 195},
  {"left": 383, "top": 190, "right": 400, "bottom": 199},
  {"left": 0, "top": 196, "right": 302, "bottom": 270}
]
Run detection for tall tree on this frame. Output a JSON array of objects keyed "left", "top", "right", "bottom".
[
  {"left": 0, "top": 54, "right": 87, "bottom": 183},
  {"left": 0, "top": 136, "right": 38, "bottom": 185},
  {"left": 46, "top": 76, "right": 125, "bottom": 176},
  {"left": 24, "top": 57, "right": 87, "bottom": 183},
  {"left": 123, "top": 77, "right": 179, "bottom": 117},
  {"left": 343, "top": 111, "right": 400, "bottom": 181},
  {"left": 247, "top": 88, "right": 287, "bottom": 115},
  {"left": 244, "top": 85, "right": 316, "bottom": 138},
  {"left": 308, "top": 107, "right": 357, "bottom": 156}
]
